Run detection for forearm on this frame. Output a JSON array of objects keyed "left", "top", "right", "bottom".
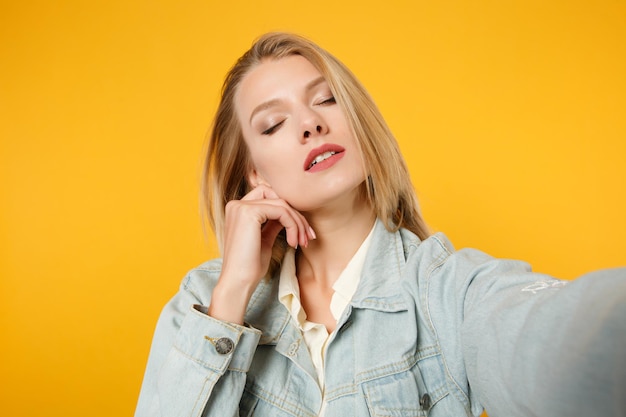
[
  {"left": 135, "top": 276, "right": 261, "bottom": 416},
  {"left": 463, "top": 269, "right": 626, "bottom": 416}
]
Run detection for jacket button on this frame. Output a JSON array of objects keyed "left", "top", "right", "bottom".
[
  {"left": 419, "top": 393, "right": 431, "bottom": 410},
  {"left": 287, "top": 341, "right": 299, "bottom": 356},
  {"left": 213, "top": 337, "right": 234, "bottom": 355}
]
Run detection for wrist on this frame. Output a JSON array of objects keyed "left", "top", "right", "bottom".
[{"left": 208, "top": 278, "right": 257, "bottom": 325}]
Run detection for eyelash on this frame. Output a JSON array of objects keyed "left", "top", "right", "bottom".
[
  {"left": 262, "top": 120, "right": 284, "bottom": 135},
  {"left": 260, "top": 96, "right": 336, "bottom": 135},
  {"left": 319, "top": 96, "right": 336, "bottom": 105}
]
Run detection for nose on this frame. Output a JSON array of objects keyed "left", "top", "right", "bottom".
[
  {"left": 303, "top": 125, "right": 322, "bottom": 139},
  {"left": 301, "top": 111, "right": 328, "bottom": 141}
]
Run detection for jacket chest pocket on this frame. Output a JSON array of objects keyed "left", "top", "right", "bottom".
[
  {"left": 363, "top": 369, "right": 430, "bottom": 417},
  {"left": 361, "top": 353, "right": 453, "bottom": 417},
  {"left": 240, "top": 384, "right": 318, "bottom": 417}
]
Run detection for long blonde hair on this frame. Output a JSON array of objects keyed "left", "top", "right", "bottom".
[{"left": 202, "top": 32, "right": 429, "bottom": 275}]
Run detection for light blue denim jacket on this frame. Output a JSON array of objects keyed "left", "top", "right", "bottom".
[{"left": 135, "top": 220, "right": 626, "bottom": 417}]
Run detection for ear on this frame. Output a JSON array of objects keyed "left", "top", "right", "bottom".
[{"left": 246, "top": 167, "right": 270, "bottom": 188}]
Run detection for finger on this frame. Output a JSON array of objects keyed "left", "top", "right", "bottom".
[
  {"left": 242, "top": 186, "right": 314, "bottom": 244},
  {"left": 262, "top": 205, "right": 305, "bottom": 248},
  {"left": 251, "top": 203, "right": 308, "bottom": 248},
  {"left": 241, "top": 184, "right": 280, "bottom": 201}
]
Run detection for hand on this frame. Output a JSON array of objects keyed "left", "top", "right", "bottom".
[{"left": 208, "top": 185, "right": 315, "bottom": 324}]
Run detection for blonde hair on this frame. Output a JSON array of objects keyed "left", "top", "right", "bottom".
[{"left": 202, "top": 32, "right": 429, "bottom": 275}]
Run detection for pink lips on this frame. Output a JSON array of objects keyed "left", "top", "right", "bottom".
[{"left": 304, "top": 144, "right": 346, "bottom": 172}]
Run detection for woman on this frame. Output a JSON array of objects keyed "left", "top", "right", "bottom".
[{"left": 135, "top": 33, "right": 625, "bottom": 416}]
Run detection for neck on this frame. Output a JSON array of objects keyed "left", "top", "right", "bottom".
[{"left": 296, "top": 194, "right": 375, "bottom": 289}]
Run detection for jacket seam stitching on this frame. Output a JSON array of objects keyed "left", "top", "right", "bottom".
[{"left": 424, "top": 236, "right": 473, "bottom": 411}]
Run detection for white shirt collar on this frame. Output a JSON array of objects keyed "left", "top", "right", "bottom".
[{"left": 278, "top": 224, "right": 376, "bottom": 325}]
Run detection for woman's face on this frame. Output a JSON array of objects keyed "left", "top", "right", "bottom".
[{"left": 235, "top": 55, "right": 367, "bottom": 212}]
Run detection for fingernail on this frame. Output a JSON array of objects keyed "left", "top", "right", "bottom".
[{"left": 308, "top": 227, "right": 317, "bottom": 239}]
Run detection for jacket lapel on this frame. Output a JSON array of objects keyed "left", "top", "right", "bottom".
[{"left": 351, "top": 219, "right": 410, "bottom": 313}]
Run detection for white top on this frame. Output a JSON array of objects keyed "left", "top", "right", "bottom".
[{"left": 278, "top": 225, "right": 375, "bottom": 414}]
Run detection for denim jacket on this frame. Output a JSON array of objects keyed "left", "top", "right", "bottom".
[{"left": 135, "top": 220, "right": 626, "bottom": 417}]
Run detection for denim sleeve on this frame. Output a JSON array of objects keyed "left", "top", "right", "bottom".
[
  {"left": 425, "top": 235, "right": 626, "bottom": 416},
  {"left": 134, "top": 266, "right": 262, "bottom": 417}
]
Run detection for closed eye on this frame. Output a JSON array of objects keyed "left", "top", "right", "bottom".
[
  {"left": 318, "top": 96, "right": 336, "bottom": 105},
  {"left": 262, "top": 120, "right": 285, "bottom": 135}
]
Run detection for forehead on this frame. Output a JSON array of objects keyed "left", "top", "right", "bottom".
[{"left": 235, "top": 55, "right": 324, "bottom": 112}]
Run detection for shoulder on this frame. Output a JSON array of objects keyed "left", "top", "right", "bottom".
[
  {"left": 399, "top": 229, "right": 532, "bottom": 284},
  {"left": 177, "top": 258, "right": 224, "bottom": 305},
  {"left": 398, "top": 230, "right": 469, "bottom": 280},
  {"left": 400, "top": 229, "right": 455, "bottom": 261}
]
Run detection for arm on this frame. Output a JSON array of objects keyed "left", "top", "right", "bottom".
[
  {"left": 420, "top": 234, "right": 626, "bottom": 417},
  {"left": 135, "top": 185, "right": 314, "bottom": 416},
  {"left": 134, "top": 268, "right": 262, "bottom": 417},
  {"left": 461, "top": 265, "right": 626, "bottom": 416},
  {"left": 209, "top": 184, "right": 314, "bottom": 325}
]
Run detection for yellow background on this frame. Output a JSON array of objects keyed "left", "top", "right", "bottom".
[{"left": 1, "top": 1, "right": 625, "bottom": 415}]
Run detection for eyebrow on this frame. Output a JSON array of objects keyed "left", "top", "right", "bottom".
[{"left": 248, "top": 75, "right": 327, "bottom": 124}]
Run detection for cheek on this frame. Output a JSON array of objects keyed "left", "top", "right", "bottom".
[
  {"left": 249, "top": 150, "right": 290, "bottom": 185},
  {"left": 248, "top": 136, "right": 299, "bottom": 174}
]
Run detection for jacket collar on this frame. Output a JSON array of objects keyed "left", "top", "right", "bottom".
[
  {"left": 244, "top": 219, "right": 416, "bottom": 343},
  {"left": 350, "top": 219, "right": 411, "bottom": 312}
]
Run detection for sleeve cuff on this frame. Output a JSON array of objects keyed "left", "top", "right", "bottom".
[{"left": 171, "top": 304, "right": 262, "bottom": 374}]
